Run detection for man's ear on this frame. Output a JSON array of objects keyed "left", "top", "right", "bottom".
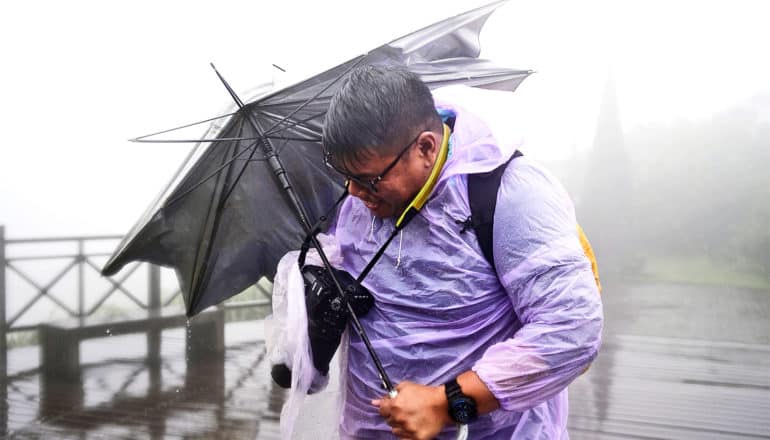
[{"left": 416, "top": 131, "right": 439, "bottom": 164}]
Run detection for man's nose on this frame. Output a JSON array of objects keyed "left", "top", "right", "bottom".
[{"left": 347, "top": 179, "right": 373, "bottom": 199}]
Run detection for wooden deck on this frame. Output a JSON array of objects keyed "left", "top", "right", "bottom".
[
  {"left": 569, "top": 335, "right": 770, "bottom": 439},
  {"left": 3, "top": 321, "right": 285, "bottom": 439},
  {"left": 568, "top": 280, "right": 770, "bottom": 439},
  {"left": 2, "top": 280, "right": 770, "bottom": 439}
]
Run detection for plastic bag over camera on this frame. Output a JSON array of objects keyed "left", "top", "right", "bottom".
[{"left": 265, "top": 233, "right": 348, "bottom": 439}]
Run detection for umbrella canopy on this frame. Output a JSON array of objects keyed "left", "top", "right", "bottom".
[{"left": 102, "top": 0, "right": 532, "bottom": 317}]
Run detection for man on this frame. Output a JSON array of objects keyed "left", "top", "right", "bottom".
[{"left": 315, "top": 65, "right": 602, "bottom": 439}]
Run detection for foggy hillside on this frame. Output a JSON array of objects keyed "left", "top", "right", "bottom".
[{"left": 557, "top": 90, "right": 770, "bottom": 289}]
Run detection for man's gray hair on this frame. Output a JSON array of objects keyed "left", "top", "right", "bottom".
[{"left": 322, "top": 65, "right": 441, "bottom": 166}]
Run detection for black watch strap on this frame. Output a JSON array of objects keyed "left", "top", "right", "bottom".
[
  {"left": 445, "top": 378, "right": 464, "bottom": 400},
  {"left": 444, "top": 377, "right": 478, "bottom": 424}
]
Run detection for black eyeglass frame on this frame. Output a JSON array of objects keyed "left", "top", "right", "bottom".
[{"left": 324, "top": 130, "right": 424, "bottom": 193}]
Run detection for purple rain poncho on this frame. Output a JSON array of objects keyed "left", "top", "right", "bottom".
[
  {"left": 329, "top": 86, "right": 603, "bottom": 439},
  {"left": 267, "top": 85, "right": 603, "bottom": 439}
]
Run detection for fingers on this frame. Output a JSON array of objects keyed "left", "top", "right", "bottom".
[
  {"left": 372, "top": 384, "right": 432, "bottom": 439},
  {"left": 390, "top": 423, "right": 421, "bottom": 440},
  {"left": 374, "top": 395, "right": 392, "bottom": 418},
  {"left": 391, "top": 426, "right": 409, "bottom": 438},
  {"left": 375, "top": 395, "right": 410, "bottom": 436}
]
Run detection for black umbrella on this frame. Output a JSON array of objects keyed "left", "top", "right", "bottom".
[{"left": 102, "top": 0, "right": 531, "bottom": 318}]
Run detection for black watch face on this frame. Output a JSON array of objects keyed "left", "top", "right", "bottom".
[{"left": 450, "top": 397, "right": 477, "bottom": 424}]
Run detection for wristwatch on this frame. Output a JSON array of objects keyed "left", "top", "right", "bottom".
[{"left": 444, "top": 377, "right": 478, "bottom": 424}]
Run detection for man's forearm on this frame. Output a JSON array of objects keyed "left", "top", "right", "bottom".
[{"left": 456, "top": 370, "right": 500, "bottom": 414}]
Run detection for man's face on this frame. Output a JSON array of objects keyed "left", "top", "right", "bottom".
[{"left": 340, "top": 131, "right": 439, "bottom": 219}]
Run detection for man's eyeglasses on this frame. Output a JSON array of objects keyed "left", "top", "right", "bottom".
[{"left": 324, "top": 131, "right": 423, "bottom": 193}]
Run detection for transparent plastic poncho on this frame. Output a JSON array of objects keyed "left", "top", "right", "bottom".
[{"left": 269, "top": 85, "right": 603, "bottom": 439}]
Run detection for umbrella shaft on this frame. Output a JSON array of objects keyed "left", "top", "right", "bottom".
[
  {"left": 307, "top": 232, "right": 395, "bottom": 393},
  {"left": 265, "top": 150, "right": 313, "bottom": 230},
  {"left": 210, "top": 64, "right": 395, "bottom": 394},
  {"left": 259, "top": 120, "right": 396, "bottom": 393}
]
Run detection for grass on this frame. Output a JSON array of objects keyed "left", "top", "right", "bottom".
[{"left": 640, "top": 255, "right": 770, "bottom": 291}]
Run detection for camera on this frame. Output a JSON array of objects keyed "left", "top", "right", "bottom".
[{"left": 302, "top": 265, "right": 374, "bottom": 374}]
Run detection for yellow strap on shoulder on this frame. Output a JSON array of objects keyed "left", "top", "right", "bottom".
[
  {"left": 577, "top": 223, "right": 602, "bottom": 294},
  {"left": 395, "top": 124, "right": 450, "bottom": 229}
]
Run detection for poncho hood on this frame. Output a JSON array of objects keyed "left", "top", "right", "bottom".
[{"left": 433, "top": 84, "right": 523, "bottom": 184}]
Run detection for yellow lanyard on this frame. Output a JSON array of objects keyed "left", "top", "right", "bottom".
[{"left": 395, "top": 123, "right": 450, "bottom": 229}]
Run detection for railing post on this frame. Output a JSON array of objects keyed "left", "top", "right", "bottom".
[
  {"left": 1, "top": 225, "right": 7, "bottom": 365},
  {"left": 1, "top": 226, "right": 7, "bottom": 436},
  {"left": 77, "top": 238, "right": 85, "bottom": 324},
  {"left": 147, "top": 264, "right": 162, "bottom": 368},
  {"left": 148, "top": 264, "right": 161, "bottom": 315}
]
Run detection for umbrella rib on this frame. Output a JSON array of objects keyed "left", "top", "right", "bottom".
[
  {"left": 220, "top": 118, "right": 261, "bottom": 211},
  {"left": 259, "top": 55, "right": 366, "bottom": 143},
  {"left": 163, "top": 106, "right": 322, "bottom": 207},
  {"left": 132, "top": 73, "right": 530, "bottom": 145},
  {"left": 264, "top": 135, "right": 322, "bottom": 143},
  {"left": 226, "top": 57, "right": 365, "bottom": 230},
  {"left": 272, "top": 138, "right": 324, "bottom": 160},
  {"left": 261, "top": 110, "right": 325, "bottom": 138},
  {"left": 188, "top": 115, "right": 251, "bottom": 312},
  {"left": 257, "top": 107, "right": 325, "bottom": 141},
  {"left": 130, "top": 111, "right": 237, "bottom": 142},
  {"left": 211, "top": 63, "right": 244, "bottom": 107},
  {"left": 425, "top": 70, "right": 533, "bottom": 87},
  {"left": 141, "top": 109, "right": 322, "bottom": 148},
  {"left": 166, "top": 137, "right": 259, "bottom": 207},
  {"left": 132, "top": 136, "right": 265, "bottom": 144}
]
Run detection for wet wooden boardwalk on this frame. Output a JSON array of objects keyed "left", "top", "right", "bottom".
[
  {"left": 2, "top": 280, "right": 770, "bottom": 439},
  {"left": 569, "top": 335, "right": 770, "bottom": 439},
  {"left": 568, "top": 280, "right": 770, "bottom": 440},
  {"left": 2, "top": 321, "right": 286, "bottom": 439}
]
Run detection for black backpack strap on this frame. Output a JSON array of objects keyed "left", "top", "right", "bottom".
[{"left": 467, "top": 150, "right": 523, "bottom": 271}]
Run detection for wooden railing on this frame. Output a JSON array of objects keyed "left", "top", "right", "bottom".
[
  {"left": 0, "top": 225, "right": 276, "bottom": 438},
  {"left": 0, "top": 225, "right": 271, "bottom": 372},
  {"left": 0, "top": 227, "right": 177, "bottom": 333},
  {"left": 0, "top": 226, "right": 271, "bottom": 330}
]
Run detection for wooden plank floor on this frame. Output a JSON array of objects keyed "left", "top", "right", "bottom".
[
  {"left": 3, "top": 321, "right": 286, "bottom": 439},
  {"left": 568, "top": 334, "right": 770, "bottom": 439},
  {"left": 568, "top": 280, "right": 770, "bottom": 440},
  {"left": 3, "top": 280, "right": 770, "bottom": 439}
]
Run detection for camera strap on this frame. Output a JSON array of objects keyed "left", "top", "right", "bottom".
[
  {"left": 298, "top": 187, "right": 350, "bottom": 267},
  {"left": 299, "top": 123, "right": 450, "bottom": 283}
]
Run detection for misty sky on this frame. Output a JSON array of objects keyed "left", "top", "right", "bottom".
[{"left": 1, "top": 0, "right": 769, "bottom": 238}]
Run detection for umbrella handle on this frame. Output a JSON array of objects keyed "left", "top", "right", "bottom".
[{"left": 386, "top": 390, "right": 469, "bottom": 440}]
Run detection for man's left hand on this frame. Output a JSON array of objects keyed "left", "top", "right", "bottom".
[{"left": 372, "top": 381, "right": 452, "bottom": 440}]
